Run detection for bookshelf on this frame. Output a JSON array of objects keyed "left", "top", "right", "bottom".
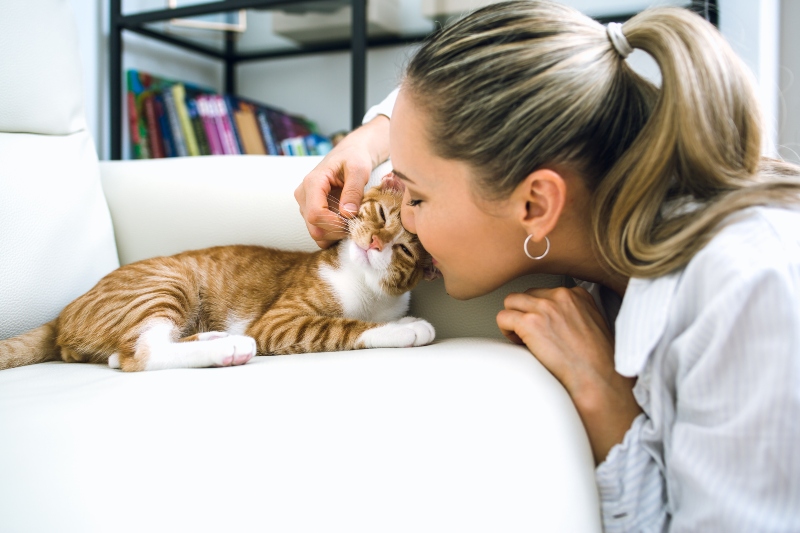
[
  {"left": 110, "top": 0, "right": 718, "bottom": 161},
  {"left": 109, "top": 0, "right": 432, "bottom": 160}
]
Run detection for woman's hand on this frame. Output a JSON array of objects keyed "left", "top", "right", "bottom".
[
  {"left": 294, "top": 115, "right": 390, "bottom": 249},
  {"left": 496, "top": 286, "right": 641, "bottom": 464}
]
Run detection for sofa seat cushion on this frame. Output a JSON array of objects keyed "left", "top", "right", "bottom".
[{"left": 0, "top": 338, "right": 600, "bottom": 532}]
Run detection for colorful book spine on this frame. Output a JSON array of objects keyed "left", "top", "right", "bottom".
[
  {"left": 127, "top": 90, "right": 142, "bottom": 159},
  {"left": 233, "top": 106, "right": 267, "bottom": 155},
  {"left": 154, "top": 94, "right": 175, "bottom": 158},
  {"left": 304, "top": 133, "right": 333, "bottom": 156},
  {"left": 212, "top": 95, "right": 240, "bottom": 155},
  {"left": 186, "top": 98, "right": 211, "bottom": 156},
  {"left": 223, "top": 95, "right": 246, "bottom": 154},
  {"left": 256, "top": 109, "right": 280, "bottom": 155},
  {"left": 162, "top": 90, "right": 187, "bottom": 157},
  {"left": 143, "top": 94, "right": 165, "bottom": 159},
  {"left": 126, "top": 71, "right": 150, "bottom": 159},
  {"left": 196, "top": 96, "right": 224, "bottom": 155},
  {"left": 172, "top": 84, "right": 200, "bottom": 156}
]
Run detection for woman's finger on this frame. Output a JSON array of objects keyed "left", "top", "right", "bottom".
[
  {"left": 503, "top": 291, "right": 551, "bottom": 313},
  {"left": 338, "top": 163, "right": 371, "bottom": 217},
  {"left": 496, "top": 308, "right": 537, "bottom": 345}
]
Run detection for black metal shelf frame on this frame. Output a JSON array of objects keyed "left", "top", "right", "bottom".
[
  {"left": 109, "top": 0, "right": 717, "bottom": 160},
  {"left": 110, "top": 0, "right": 430, "bottom": 160}
]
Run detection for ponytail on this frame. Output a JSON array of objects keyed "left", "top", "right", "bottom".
[{"left": 594, "top": 7, "right": 800, "bottom": 277}]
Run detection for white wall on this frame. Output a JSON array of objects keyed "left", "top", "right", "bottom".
[
  {"left": 67, "top": 0, "right": 798, "bottom": 162},
  {"left": 778, "top": 0, "right": 800, "bottom": 163},
  {"left": 719, "top": 0, "right": 781, "bottom": 156},
  {"left": 66, "top": 0, "right": 103, "bottom": 156}
]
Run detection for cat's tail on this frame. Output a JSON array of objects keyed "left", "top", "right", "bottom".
[{"left": 0, "top": 320, "right": 61, "bottom": 370}]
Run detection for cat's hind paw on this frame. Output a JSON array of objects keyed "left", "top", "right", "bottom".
[{"left": 358, "top": 318, "right": 435, "bottom": 349}]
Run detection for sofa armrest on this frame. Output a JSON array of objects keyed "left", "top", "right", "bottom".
[{"left": 100, "top": 155, "right": 323, "bottom": 265}]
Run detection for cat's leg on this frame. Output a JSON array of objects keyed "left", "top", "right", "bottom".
[
  {"left": 357, "top": 317, "right": 436, "bottom": 349},
  {"left": 248, "top": 309, "right": 435, "bottom": 355},
  {"left": 178, "top": 331, "right": 230, "bottom": 343},
  {"left": 115, "top": 320, "right": 257, "bottom": 371}
]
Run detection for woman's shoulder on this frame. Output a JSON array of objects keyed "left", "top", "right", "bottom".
[
  {"left": 660, "top": 205, "right": 800, "bottom": 329},
  {"left": 687, "top": 205, "right": 800, "bottom": 288}
]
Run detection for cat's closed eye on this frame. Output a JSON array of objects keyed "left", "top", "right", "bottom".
[
  {"left": 379, "top": 205, "right": 386, "bottom": 222},
  {"left": 397, "top": 244, "right": 413, "bottom": 258}
]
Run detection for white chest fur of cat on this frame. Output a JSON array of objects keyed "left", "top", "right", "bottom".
[{"left": 319, "top": 237, "right": 435, "bottom": 350}]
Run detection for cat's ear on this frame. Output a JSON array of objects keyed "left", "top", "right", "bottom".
[
  {"left": 380, "top": 172, "right": 405, "bottom": 194},
  {"left": 423, "top": 264, "right": 441, "bottom": 281}
]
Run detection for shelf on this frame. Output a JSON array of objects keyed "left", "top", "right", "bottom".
[
  {"left": 111, "top": 0, "right": 431, "bottom": 160},
  {"left": 110, "top": 0, "right": 717, "bottom": 160}
]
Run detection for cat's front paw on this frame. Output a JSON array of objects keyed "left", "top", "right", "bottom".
[
  {"left": 358, "top": 318, "right": 435, "bottom": 349},
  {"left": 209, "top": 335, "right": 257, "bottom": 367}
]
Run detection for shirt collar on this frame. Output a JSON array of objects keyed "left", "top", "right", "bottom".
[{"left": 614, "top": 271, "right": 682, "bottom": 377}]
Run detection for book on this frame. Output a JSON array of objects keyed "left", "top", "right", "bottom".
[
  {"left": 196, "top": 95, "right": 224, "bottom": 155},
  {"left": 186, "top": 98, "right": 211, "bottom": 156},
  {"left": 143, "top": 94, "right": 164, "bottom": 159},
  {"left": 209, "top": 95, "right": 238, "bottom": 155},
  {"left": 162, "top": 89, "right": 188, "bottom": 157},
  {"left": 126, "top": 71, "right": 150, "bottom": 159},
  {"left": 223, "top": 95, "right": 246, "bottom": 154},
  {"left": 172, "top": 84, "right": 200, "bottom": 156},
  {"left": 255, "top": 108, "right": 280, "bottom": 155},
  {"left": 153, "top": 94, "right": 176, "bottom": 158},
  {"left": 233, "top": 106, "right": 267, "bottom": 155}
]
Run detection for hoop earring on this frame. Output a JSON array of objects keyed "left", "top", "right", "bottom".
[{"left": 524, "top": 235, "right": 550, "bottom": 260}]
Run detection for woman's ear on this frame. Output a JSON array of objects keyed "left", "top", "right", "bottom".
[{"left": 516, "top": 169, "right": 566, "bottom": 240}]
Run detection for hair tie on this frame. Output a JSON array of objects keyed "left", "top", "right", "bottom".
[{"left": 606, "top": 22, "right": 633, "bottom": 59}]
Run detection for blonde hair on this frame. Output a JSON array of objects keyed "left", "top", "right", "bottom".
[{"left": 404, "top": 0, "right": 800, "bottom": 278}]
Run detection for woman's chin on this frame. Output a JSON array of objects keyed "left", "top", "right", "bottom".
[
  {"left": 442, "top": 277, "right": 481, "bottom": 301},
  {"left": 442, "top": 273, "right": 509, "bottom": 301}
]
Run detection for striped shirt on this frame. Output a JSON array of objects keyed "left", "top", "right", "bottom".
[{"left": 595, "top": 206, "right": 800, "bottom": 532}]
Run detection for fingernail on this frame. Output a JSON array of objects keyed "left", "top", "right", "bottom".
[{"left": 343, "top": 203, "right": 358, "bottom": 213}]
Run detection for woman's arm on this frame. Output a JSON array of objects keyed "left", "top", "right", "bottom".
[{"left": 497, "top": 286, "right": 641, "bottom": 464}]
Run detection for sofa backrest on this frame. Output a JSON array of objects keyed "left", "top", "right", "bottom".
[
  {"left": 100, "top": 157, "right": 563, "bottom": 340},
  {"left": 0, "top": 0, "right": 119, "bottom": 339}
]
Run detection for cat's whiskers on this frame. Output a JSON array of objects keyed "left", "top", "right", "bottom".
[{"left": 318, "top": 210, "right": 352, "bottom": 233}]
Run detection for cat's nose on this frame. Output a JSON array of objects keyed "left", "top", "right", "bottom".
[{"left": 368, "top": 235, "right": 383, "bottom": 251}]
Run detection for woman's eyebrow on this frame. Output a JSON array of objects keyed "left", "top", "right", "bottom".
[{"left": 392, "top": 169, "right": 415, "bottom": 184}]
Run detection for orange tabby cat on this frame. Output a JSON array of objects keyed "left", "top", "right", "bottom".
[{"left": 0, "top": 175, "right": 436, "bottom": 372}]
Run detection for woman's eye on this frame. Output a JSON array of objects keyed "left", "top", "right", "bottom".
[
  {"left": 398, "top": 244, "right": 413, "bottom": 257},
  {"left": 379, "top": 206, "right": 386, "bottom": 222},
  {"left": 407, "top": 199, "right": 422, "bottom": 207}
]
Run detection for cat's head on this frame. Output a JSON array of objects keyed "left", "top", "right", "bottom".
[{"left": 344, "top": 173, "right": 438, "bottom": 296}]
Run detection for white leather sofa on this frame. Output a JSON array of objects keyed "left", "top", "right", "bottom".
[{"left": 0, "top": 1, "right": 600, "bottom": 531}]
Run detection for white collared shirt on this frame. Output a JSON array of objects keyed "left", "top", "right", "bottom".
[
  {"left": 365, "top": 90, "right": 800, "bottom": 531},
  {"left": 362, "top": 88, "right": 399, "bottom": 125},
  {"left": 596, "top": 206, "right": 800, "bottom": 532}
]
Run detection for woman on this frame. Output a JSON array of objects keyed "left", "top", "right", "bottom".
[{"left": 295, "top": 1, "right": 800, "bottom": 530}]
